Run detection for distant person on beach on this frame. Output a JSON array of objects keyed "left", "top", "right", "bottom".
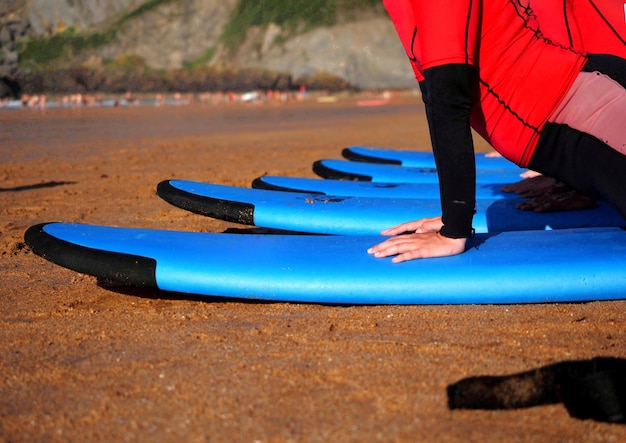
[{"left": 368, "top": 0, "right": 626, "bottom": 263}]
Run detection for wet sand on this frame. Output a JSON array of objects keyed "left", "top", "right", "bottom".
[{"left": 1, "top": 95, "right": 625, "bottom": 442}]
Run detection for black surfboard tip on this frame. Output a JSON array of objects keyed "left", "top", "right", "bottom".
[
  {"left": 251, "top": 177, "right": 325, "bottom": 195},
  {"left": 312, "top": 160, "right": 373, "bottom": 181},
  {"left": 24, "top": 222, "right": 158, "bottom": 287},
  {"left": 341, "top": 147, "right": 401, "bottom": 165},
  {"left": 157, "top": 180, "right": 255, "bottom": 225}
]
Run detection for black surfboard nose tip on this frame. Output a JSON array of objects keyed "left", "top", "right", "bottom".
[{"left": 312, "top": 160, "right": 372, "bottom": 181}]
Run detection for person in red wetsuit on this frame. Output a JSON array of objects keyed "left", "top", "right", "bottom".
[
  {"left": 368, "top": 0, "right": 626, "bottom": 263},
  {"left": 502, "top": 0, "right": 626, "bottom": 210}
]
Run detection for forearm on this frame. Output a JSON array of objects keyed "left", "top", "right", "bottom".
[{"left": 421, "top": 64, "right": 477, "bottom": 238}]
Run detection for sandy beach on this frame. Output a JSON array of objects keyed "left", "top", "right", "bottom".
[{"left": 1, "top": 94, "right": 625, "bottom": 442}]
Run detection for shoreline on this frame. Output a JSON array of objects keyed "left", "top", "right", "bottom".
[{"left": 0, "top": 89, "right": 415, "bottom": 112}]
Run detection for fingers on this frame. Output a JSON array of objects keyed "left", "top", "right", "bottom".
[
  {"left": 380, "top": 216, "right": 443, "bottom": 236},
  {"left": 501, "top": 175, "right": 556, "bottom": 194},
  {"left": 516, "top": 191, "right": 596, "bottom": 212},
  {"left": 372, "top": 218, "right": 459, "bottom": 263},
  {"left": 380, "top": 222, "right": 422, "bottom": 236},
  {"left": 368, "top": 232, "right": 467, "bottom": 263},
  {"left": 418, "top": 216, "right": 444, "bottom": 233},
  {"left": 519, "top": 181, "right": 570, "bottom": 198},
  {"left": 368, "top": 235, "right": 425, "bottom": 260}
]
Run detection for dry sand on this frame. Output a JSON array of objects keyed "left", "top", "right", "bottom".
[{"left": 1, "top": 94, "right": 625, "bottom": 442}]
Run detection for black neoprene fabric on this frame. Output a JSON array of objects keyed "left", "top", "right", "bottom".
[
  {"left": 529, "top": 54, "right": 626, "bottom": 221},
  {"left": 583, "top": 54, "right": 626, "bottom": 88},
  {"left": 529, "top": 122, "right": 626, "bottom": 220},
  {"left": 421, "top": 64, "right": 477, "bottom": 238}
]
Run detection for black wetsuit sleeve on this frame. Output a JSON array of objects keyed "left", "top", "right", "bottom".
[{"left": 421, "top": 63, "right": 477, "bottom": 238}]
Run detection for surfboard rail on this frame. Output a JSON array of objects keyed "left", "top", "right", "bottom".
[{"left": 24, "top": 222, "right": 626, "bottom": 304}]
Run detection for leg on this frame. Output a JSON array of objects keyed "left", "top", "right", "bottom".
[
  {"left": 529, "top": 123, "right": 626, "bottom": 220},
  {"left": 529, "top": 54, "right": 626, "bottom": 217}
]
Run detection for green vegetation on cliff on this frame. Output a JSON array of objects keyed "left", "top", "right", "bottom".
[
  {"left": 17, "top": 0, "right": 383, "bottom": 70},
  {"left": 12, "top": 0, "right": 383, "bottom": 94},
  {"left": 221, "top": 0, "right": 383, "bottom": 50},
  {"left": 17, "top": 0, "right": 177, "bottom": 69},
  {"left": 17, "top": 27, "right": 109, "bottom": 68}
]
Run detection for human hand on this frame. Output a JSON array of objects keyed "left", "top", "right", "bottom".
[
  {"left": 517, "top": 180, "right": 571, "bottom": 198},
  {"left": 515, "top": 190, "right": 597, "bottom": 212},
  {"left": 368, "top": 230, "right": 467, "bottom": 263},
  {"left": 500, "top": 175, "right": 557, "bottom": 194},
  {"left": 501, "top": 176, "right": 597, "bottom": 212},
  {"left": 379, "top": 216, "right": 444, "bottom": 236}
]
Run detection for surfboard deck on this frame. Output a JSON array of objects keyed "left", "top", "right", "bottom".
[
  {"left": 313, "top": 159, "right": 525, "bottom": 183},
  {"left": 24, "top": 222, "right": 626, "bottom": 304},
  {"left": 157, "top": 180, "right": 625, "bottom": 235},
  {"left": 342, "top": 146, "right": 516, "bottom": 169},
  {"left": 252, "top": 176, "right": 515, "bottom": 199}
]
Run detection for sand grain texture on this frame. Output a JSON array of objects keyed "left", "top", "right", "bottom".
[{"left": 1, "top": 96, "right": 625, "bottom": 442}]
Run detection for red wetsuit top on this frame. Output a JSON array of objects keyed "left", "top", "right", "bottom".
[
  {"left": 383, "top": 0, "right": 597, "bottom": 237},
  {"left": 531, "top": 0, "right": 626, "bottom": 58},
  {"left": 384, "top": 0, "right": 587, "bottom": 166}
]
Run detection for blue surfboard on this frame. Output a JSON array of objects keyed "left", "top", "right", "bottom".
[
  {"left": 24, "top": 222, "right": 626, "bottom": 304},
  {"left": 252, "top": 176, "right": 515, "bottom": 200},
  {"left": 342, "top": 146, "right": 516, "bottom": 169},
  {"left": 314, "top": 159, "right": 525, "bottom": 183},
  {"left": 157, "top": 180, "right": 624, "bottom": 235}
]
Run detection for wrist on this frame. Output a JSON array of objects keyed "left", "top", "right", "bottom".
[
  {"left": 439, "top": 224, "right": 474, "bottom": 239},
  {"left": 436, "top": 232, "right": 471, "bottom": 255}
]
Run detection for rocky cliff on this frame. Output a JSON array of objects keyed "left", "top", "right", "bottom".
[{"left": 0, "top": 0, "right": 415, "bottom": 98}]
